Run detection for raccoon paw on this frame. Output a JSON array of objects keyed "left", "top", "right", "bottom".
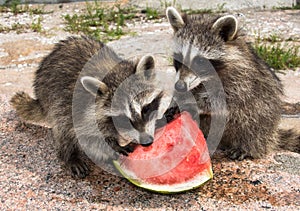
[
  {"left": 105, "top": 137, "right": 137, "bottom": 157},
  {"left": 228, "top": 148, "right": 250, "bottom": 160},
  {"left": 68, "top": 158, "right": 90, "bottom": 179},
  {"left": 164, "top": 106, "right": 180, "bottom": 123},
  {"left": 123, "top": 143, "right": 138, "bottom": 153},
  {"left": 114, "top": 143, "right": 138, "bottom": 156}
]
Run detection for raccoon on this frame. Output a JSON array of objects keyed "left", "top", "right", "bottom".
[
  {"left": 10, "top": 36, "right": 175, "bottom": 178},
  {"left": 166, "top": 7, "right": 299, "bottom": 160}
]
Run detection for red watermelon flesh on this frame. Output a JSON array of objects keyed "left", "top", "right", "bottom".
[{"left": 116, "top": 112, "right": 212, "bottom": 189}]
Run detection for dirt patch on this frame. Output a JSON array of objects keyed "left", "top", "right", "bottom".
[
  {"left": 0, "top": 39, "right": 53, "bottom": 66},
  {"left": 0, "top": 68, "right": 35, "bottom": 98}
]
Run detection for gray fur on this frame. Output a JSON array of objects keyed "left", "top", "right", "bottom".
[
  {"left": 166, "top": 7, "right": 299, "bottom": 159},
  {"left": 10, "top": 36, "right": 174, "bottom": 178}
]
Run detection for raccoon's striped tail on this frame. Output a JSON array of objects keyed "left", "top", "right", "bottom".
[
  {"left": 278, "top": 129, "right": 300, "bottom": 153},
  {"left": 10, "top": 92, "right": 45, "bottom": 123}
]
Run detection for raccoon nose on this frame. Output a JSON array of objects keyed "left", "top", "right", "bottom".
[
  {"left": 140, "top": 133, "right": 154, "bottom": 147},
  {"left": 175, "top": 80, "right": 187, "bottom": 92}
]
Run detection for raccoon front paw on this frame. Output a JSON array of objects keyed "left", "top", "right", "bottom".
[
  {"left": 228, "top": 148, "right": 250, "bottom": 160},
  {"left": 123, "top": 143, "right": 137, "bottom": 153},
  {"left": 114, "top": 143, "right": 138, "bottom": 156},
  {"left": 68, "top": 158, "right": 90, "bottom": 179},
  {"left": 105, "top": 137, "right": 137, "bottom": 157},
  {"left": 164, "top": 106, "right": 180, "bottom": 123}
]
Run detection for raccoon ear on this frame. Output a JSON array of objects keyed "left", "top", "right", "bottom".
[
  {"left": 80, "top": 76, "right": 108, "bottom": 96},
  {"left": 136, "top": 55, "right": 155, "bottom": 80},
  {"left": 212, "top": 15, "right": 238, "bottom": 41},
  {"left": 166, "top": 7, "right": 185, "bottom": 31}
]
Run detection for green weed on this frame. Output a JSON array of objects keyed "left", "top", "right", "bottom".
[
  {"left": 0, "top": 23, "right": 30, "bottom": 34},
  {"left": 28, "top": 5, "right": 53, "bottom": 15},
  {"left": 63, "top": 2, "right": 137, "bottom": 42},
  {"left": 3, "top": 0, "right": 21, "bottom": 14},
  {"left": 1, "top": 0, "right": 52, "bottom": 15},
  {"left": 0, "top": 24, "right": 7, "bottom": 33},
  {"left": 273, "top": 4, "right": 300, "bottom": 10},
  {"left": 253, "top": 35, "right": 300, "bottom": 70},
  {"left": 31, "top": 16, "right": 43, "bottom": 33},
  {"left": 258, "top": 33, "right": 282, "bottom": 43},
  {"left": 0, "top": 16, "right": 43, "bottom": 34},
  {"left": 145, "top": 7, "right": 159, "bottom": 19}
]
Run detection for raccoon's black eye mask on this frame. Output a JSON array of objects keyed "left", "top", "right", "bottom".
[
  {"left": 173, "top": 52, "right": 183, "bottom": 71},
  {"left": 191, "top": 56, "right": 215, "bottom": 76},
  {"left": 114, "top": 114, "right": 134, "bottom": 130},
  {"left": 141, "top": 92, "right": 163, "bottom": 121},
  {"left": 173, "top": 52, "right": 224, "bottom": 73}
]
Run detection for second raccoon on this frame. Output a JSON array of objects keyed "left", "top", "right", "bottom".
[{"left": 166, "top": 7, "right": 299, "bottom": 160}]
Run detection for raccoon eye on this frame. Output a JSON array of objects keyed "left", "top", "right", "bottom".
[
  {"left": 173, "top": 53, "right": 183, "bottom": 71},
  {"left": 191, "top": 56, "right": 211, "bottom": 76},
  {"left": 114, "top": 115, "right": 133, "bottom": 130},
  {"left": 142, "top": 94, "right": 163, "bottom": 121},
  {"left": 142, "top": 104, "right": 154, "bottom": 121}
]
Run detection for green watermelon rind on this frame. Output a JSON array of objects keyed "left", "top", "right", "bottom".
[{"left": 113, "top": 160, "right": 213, "bottom": 194}]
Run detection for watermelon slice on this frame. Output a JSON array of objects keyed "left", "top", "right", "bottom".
[{"left": 113, "top": 112, "right": 213, "bottom": 193}]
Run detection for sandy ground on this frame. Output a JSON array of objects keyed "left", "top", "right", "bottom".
[{"left": 0, "top": 2, "right": 300, "bottom": 210}]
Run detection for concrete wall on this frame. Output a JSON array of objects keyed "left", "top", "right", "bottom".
[{"left": 0, "top": 0, "right": 299, "bottom": 10}]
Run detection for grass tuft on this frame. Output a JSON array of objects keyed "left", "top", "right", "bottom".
[
  {"left": 273, "top": 4, "right": 300, "bottom": 10},
  {"left": 1, "top": 0, "right": 52, "bottom": 15},
  {"left": 253, "top": 34, "right": 300, "bottom": 70},
  {"left": 63, "top": 2, "right": 138, "bottom": 42},
  {"left": 144, "top": 7, "right": 160, "bottom": 20},
  {"left": 31, "top": 16, "right": 43, "bottom": 33}
]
